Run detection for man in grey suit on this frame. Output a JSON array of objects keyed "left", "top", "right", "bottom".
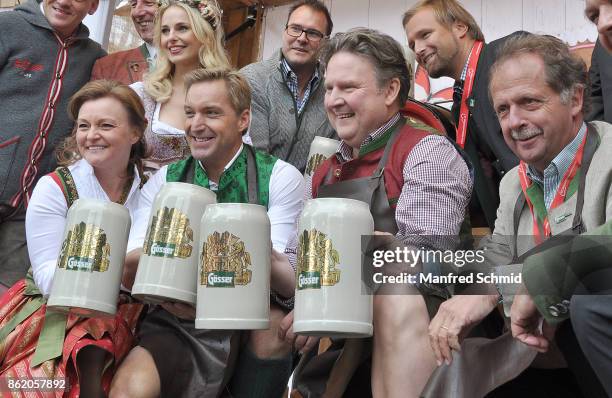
[
  {"left": 511, "top": 1, "right": 612, "bottom": 395},
  {"left": 240, "top": 0, "right": 336, "bottom": 173},
  {"left": 428, "top": 33, "right": 612, "bottom": 396}
]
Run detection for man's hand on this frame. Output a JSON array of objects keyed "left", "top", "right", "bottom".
[
  {"left": 510, "top": 285, "right": 550, "bottom": 353},
  {"left": 428, "top": 294, "right": 499, "bottom": 365},
  {"left": 278, "top": 310, "right": 319, "bottom": 354},
  {"left": 161, "top": 302, "right": 196, "bottom": 320}
]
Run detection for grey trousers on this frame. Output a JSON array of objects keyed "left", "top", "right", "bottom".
[
  {"left": 0, "top": 216, "right": 31, "bottom": 288},
  {"left": 570, "top": 271, "right": 612, "bottom": 398}
]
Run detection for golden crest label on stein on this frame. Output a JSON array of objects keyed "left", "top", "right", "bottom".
[
  {"left": 296, "top": 229, "right": 340, "bottom": 290},
  {"left": 305, "top": 153, "right": 326, "bottom": 176},
  {"left": 201, "top": 231, "right": 252, "bottom": 288},
  {"left": 143, "top": 206, "right": 193, "bottom": 259},
  {"left": 58, "top": 221, "right": 110, "bottom": 272}
]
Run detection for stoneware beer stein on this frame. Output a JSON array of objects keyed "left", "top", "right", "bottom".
[
  {"left": 47, "top": 198, "right": 131, "bottom": 317},
  {"left": 132, "top": 182, "right": 216, "bottom": 304},
  {"left": 304, "top": 136, "right": 340, "bottom": 177},
  {"left": 195, "top": 203, "right": 271, "bottom": 329},
  {"left": 293, "top": 198, "right": 374, "bottom": 337}
]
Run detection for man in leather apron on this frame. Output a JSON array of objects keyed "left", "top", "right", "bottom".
[
  {"left": 279, "top": 28, "right": 472, "bottom": 398},
  {"left": 111, "top": 68, "right": 304, "bottom": 398},
  {"left": 428, "top": 34, "right": 612, "bottom": 397}
]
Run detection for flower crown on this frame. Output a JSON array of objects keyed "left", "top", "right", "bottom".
[{"left": 161, "top": 0, "right": 222, "bottom": 30}]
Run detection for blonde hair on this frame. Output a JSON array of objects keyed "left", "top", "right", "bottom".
[
  {"left": 144, "top": 1, "right": 230, "bottom": 103},
  {"left": 403, "top": 0, "right": 484, "bottom": 42},
  {"left": 185, "top": 68, "right": 251, "bottom": 114}
]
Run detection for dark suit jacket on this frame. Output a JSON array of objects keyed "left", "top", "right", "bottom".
[
  {"left": 90, "top": 44, "right": 149, "bottom": 84},
  {"left": 587, "top": 40, "right": 612, "bottom": 123},
  {"left": 451, "top": 32, "right": 525, "bottom": 227}
]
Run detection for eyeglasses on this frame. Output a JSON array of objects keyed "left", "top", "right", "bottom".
[{"left": 285, "top": 24, "right": 326, "bottom": 41}]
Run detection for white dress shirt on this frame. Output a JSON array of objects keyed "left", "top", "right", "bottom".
[
  {"left": 127, "top": 145, "right": 304, "bottom": 253},
  {"left": 26, "top": 159, "right": 142, "bottom": 296}
]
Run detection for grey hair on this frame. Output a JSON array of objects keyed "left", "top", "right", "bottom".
[
  {"left": 489, "top": 33, "right": 590, "bottom": 115},
  {"left": 320, "top": 28, "right": 411, "bottom": 106}
]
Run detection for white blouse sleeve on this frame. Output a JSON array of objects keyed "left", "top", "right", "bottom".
[
  {"left": 25, "top": 175, "right": 69, "bottom": 296},
  {"left": 267, "top": 160, "right": 305, "bottom": 252}
]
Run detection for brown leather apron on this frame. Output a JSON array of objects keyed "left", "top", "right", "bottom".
[
  {"left": 295, "top": 120, "right": 453, "bottom": 397},
  {"left": 315, "top": 119, "right": 404, "bottom": 234},
  {"left": 138, "top": 147, "right": 260, "bottom": 398}
]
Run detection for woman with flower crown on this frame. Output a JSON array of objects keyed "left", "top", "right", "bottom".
[{"left": 130, "top": 0, "right": 231, "bottom": 172}]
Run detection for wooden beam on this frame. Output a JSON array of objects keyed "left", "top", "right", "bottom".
[
  {"left": 224, "top": 7, "right": 246, "bottom": 67},
  {"left": 222, "top": 1, "right": 270, "bottom": 67},
  {"left": 220, "top": 0, "right": 294, "bottom": 10},
  {"left": 237, "top": 3, "right": 263, "bottom": 66}
]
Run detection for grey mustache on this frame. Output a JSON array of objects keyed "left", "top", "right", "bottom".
[{"left": 511, "top": 126, "right": 542, "bottom": 140}]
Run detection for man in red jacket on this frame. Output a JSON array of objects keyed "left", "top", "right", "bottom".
[{"left": 91, "top": 0, "right": 158, "bottom": 83}]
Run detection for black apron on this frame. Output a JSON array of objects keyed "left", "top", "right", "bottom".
[
  {"left": 315, "top": 119, "right": 404, "bottom": 234},
  {"left": 295, "top": 120, "right": 457, "bottom": 398},
  {"left": 138, "top": 146, "right": 260, "bottom": 397}
]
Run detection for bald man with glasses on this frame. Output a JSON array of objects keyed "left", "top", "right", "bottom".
[{"left": 240, "top": 0, "right": 337, "bottom": 173}]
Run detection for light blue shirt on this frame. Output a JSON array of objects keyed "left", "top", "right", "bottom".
[
  {"left": 280, "top": 57, "right": 319, "bottom": 116},
  {"left": 527, "top": 123, "right": 587, "bottom": 209}
]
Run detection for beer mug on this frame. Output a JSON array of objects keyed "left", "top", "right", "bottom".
[
  {"left": 132, "top": 182, "right": 216, "bottom": 304},
  {"left": 304, "top": 136, "right": 340, "bottom": 177},
  {"left": 47, "top": 198, "right": 131, "bottom": 317},
  {"left": 195, "top": 203, "right": 271, "bottom": 329},
  {"left": 293, "top": 198, "right": 374, "bottom": 337}
]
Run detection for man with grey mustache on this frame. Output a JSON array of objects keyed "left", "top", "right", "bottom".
[{"left": 427, "top": 33, "right": 612, "bottom": 396}]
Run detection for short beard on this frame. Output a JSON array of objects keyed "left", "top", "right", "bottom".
[{"left": 427, "top": 34, "right": 463, "bottom": 79}]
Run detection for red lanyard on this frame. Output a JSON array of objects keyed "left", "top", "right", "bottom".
[
  {"left": 518, "top": 132, "right": 588, "bottom": 244},
  {"left": 456, "top": 41, "right": 484, "bottom": 148}
]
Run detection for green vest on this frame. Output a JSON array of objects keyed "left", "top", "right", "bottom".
[{"left": 166, "top": 145, "right": 278, "bottom": 208}]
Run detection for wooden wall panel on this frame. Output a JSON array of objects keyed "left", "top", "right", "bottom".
[
  {"left": 482, "top": 1, "right": 522, "bottom": 41},
  {"left": 368, "top": 0, "right": 409, "bottom": 45},
  {"left": 257, "top": 0, "right": 597, "bottom": 64},
  {"left": 461, "top": 0, "right": 483, "bottom": 29},
  {"left": 225, "top": 8, "right": 247, "bottom": 67},
  {"left": 564, "top": 0, "right": 595, "bottom": 46},
  {"left": 261, "top": 5, "right": 290, "bottom": 60},
  {"left": 522, "top": 0, "right": 565, "bottom": 35},
  {"left": 567, "top": 0, "right": 590, "bottom": 31},
  {"left": 330, "top": 0, "right": 370, "bottom": 33}
]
